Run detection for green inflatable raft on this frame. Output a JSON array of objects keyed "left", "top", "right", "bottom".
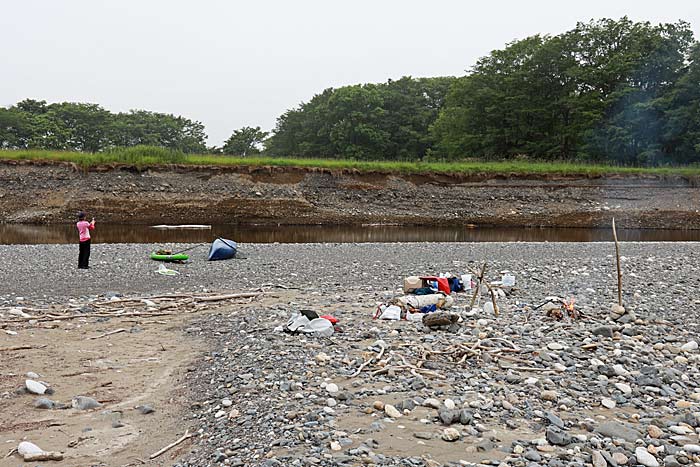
[{"left": 150, "top": 252, "right": 189, "bottom": 262}]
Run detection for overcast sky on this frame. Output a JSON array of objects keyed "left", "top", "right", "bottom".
[{"left": 1, "top": 0, "right": 698, "bottom": 146}]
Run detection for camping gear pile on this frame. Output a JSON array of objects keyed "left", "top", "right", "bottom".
[
  {"left": 149, "top": 238, "right": 238, "bottom": 267},
  {"left": 375, "top": 274, "right": 467, "bottom": 321}
]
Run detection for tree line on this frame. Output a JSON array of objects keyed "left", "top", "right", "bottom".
[{"left": 2, "top": 17, "right": 699, "bottom": 165}]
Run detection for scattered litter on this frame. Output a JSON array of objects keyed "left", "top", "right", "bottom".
[
  {"left": 156, "top": 264, "right": 180, "bottom": 276},
  {"left": 285, "top": 310, "right": 335, "bottom": 337}
]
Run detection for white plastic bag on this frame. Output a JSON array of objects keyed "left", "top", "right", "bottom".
[{"left": 377, "top": 305, "right": 402, "bottom": 320}]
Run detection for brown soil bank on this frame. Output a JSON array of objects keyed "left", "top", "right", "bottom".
[{"left": 2, "top": 160, "right": 700, "bottom": 228}]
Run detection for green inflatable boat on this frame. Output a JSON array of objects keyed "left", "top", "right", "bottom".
[{"left": 150, "top": 252, "right": 189, "bottom": 262}]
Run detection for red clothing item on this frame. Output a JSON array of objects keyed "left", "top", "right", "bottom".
[{"left": 76, "top": 220, "right": 95, "bottom": 242}]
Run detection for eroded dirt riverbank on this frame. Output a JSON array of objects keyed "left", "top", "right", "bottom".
[{"left": 2, "top": 160, "right": 699, "bottom": 228}]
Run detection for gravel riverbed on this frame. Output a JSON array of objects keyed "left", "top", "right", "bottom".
[{"left": 3, "top": 242, "right": 700, "bottom": 467}]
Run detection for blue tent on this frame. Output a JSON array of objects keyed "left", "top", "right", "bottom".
[{"left": 207, "top": 238, "right": 237, "bottom": 261}]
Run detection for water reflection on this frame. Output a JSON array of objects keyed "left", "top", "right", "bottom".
[{"left": 1, "top": 223, "right": 699, "bottom": 245}]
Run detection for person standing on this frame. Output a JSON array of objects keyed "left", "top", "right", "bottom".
[{"left": 76, "top": 211, "right": 95, "bottom": 269}]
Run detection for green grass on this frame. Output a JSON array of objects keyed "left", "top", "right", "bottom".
[{"left": 2, "top": 147, "right": 700, "bottom": 176}]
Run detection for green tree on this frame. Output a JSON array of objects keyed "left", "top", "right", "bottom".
[{"left": 222, "top": 126, "right": 269, "bottom": 156}]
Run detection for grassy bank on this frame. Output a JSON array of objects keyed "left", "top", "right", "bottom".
[{"left": 2, "top": 147, "right": 700, "bottom": 177}]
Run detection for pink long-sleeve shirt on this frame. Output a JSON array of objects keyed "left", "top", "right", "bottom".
[{"left": 76, "top": 220, "right": 95, "bottom": 242}]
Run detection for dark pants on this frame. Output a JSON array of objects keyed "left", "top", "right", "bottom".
[{"left": 78, "top": 240, "right": 91, "bottom": 269}]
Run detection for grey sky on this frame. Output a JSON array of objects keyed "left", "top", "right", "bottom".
[{"left": 1, "top": 0, "right": 698, "bottom": 146}]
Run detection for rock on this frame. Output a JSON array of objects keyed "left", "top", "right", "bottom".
[
  {"left": 635, "top": 446, "right": 659, "bottom": 467},
  {"left": 384, "top": 404, "right": 401, "bottom": 418},
  {"left": 541, "top": 390, "right": 558, "bottom": 401},
  {"left": 592, "top": 326, "right": 614, "bottom": 338},
  {"left": 681, "top": 341, "right": 698, "bottom": 352},
  {"left": 615, "top": 382, "right": 632, "bottom": 395},
  {"left": 34, "top": 398, "right": 55, "bottom": 409},
  {"left": 315, "top": 352, "right": 331, "bottom": 363},
  {"left": 423, "top": 398, "right": 441, "bottom": 409},
  {"left": 136, "top": 404, "right": 154, "bottom": 414},
  {"left": 546, "top": 426, "right": 571, "bottom": 446},
  {"left": 438, "top": 409, "right": 459, "bottom": 425},
  {"left": 611, "top": 452, "right": 628, "bottom": 465},
  {"left": 326, "top": 383, "right": 339, "bottom": 394},
  {"left": 648, "top": 424, "right": 664, "bottom": 439},
  {"left": 591, "top": 450, "right": 607, "bottom": 467},
  {"left": 595, "top": 421, "right": 641, "bottom": 442},
  {"left": 444, "top": 398, "right": 456, "bottom": 410},
  {"left": 17, "top": 441, "right": 44, "bottom": 456},
  {"left": 544, "top": 411, "right": 565, "bottom": 428},
  {"left": 373, "top": 401, "right": 385, "bottom": 411},
  {"left": 25, "top": 380, "right": 47, "bottom": 395},
  {"left": 547, "top": 342, "right": 565, "bottom": 350},
  {"left": 413, "top": 432, "right": 433, "bottom": 440},
  {"left": 601, "top": 398, "right": 616, "bottom": 409},
  {"left": 442, "top": 428, "right": 460, "bottom": 441},
  {"left": 71, "top": 396, "right": 102, "bottom": 410},
  {"left": 330, "top": 441, "right": 341, "bottom": 451},
  {"left": 682, "top": 444, "right": 700, "bottom": 454},
  {"left": 524, "top": 450, "right": 542, "bottom": 462},
  {"left": 26, "top": 372, "right": 40, "bottom": 379},
  {"left": 664, "top": 455, "right": 681, "bottom": 467}
]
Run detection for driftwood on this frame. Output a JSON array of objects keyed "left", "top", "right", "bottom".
[
  {"left": 149, "top": 430, "right": 192, "bottom": 459},
  {"left": 349, "top": 342, "right": 387, "bottom": 378},
  {"left": 469, "top": 262, "right": 488, "bottom": 308},
  {"left": 612, "top": 218, "right": 623, "bottom": 307},
  {"left": 0, "top": 345, "right": 34, "bottom": 352},
  {"left": 23, "top": 451, "right": 64, "bottom": 461},
  {"left": 88, "top": 328, "right": 127, "bottom": 340}
]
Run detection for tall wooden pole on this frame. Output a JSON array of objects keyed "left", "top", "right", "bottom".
[{"left": 612, "top": 218, "right": 622, "bottom": 307}]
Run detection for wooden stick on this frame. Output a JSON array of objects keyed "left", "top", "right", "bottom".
[
  {"left": 0, "top": 345, "right": 33, "bottom": 352},
  {"left": 194, "top": 293, "right": 263, "bottom": 302},
  {"left": 612, "top": 218, "right": 623, "bottom": 307},
  {"left": 469, "top": 262, "right": 487, "bottom": 309},
  {"left": 484, "top": 282, "right": 499, "bottom": 317},
  {"left": 149, "top": 430, "right": 192, "bottom": 459},
  {"left": 88, "top": 328, "right": 127, "bottom": 340}
]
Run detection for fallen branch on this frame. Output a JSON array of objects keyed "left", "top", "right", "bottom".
[
  {"left": 149, "top": 430, "right": 192, "bottom": 459},
  {"left": 469, "top": 262, "right": 487, "bottom": 309},
  {"left": 0, "top": 345, "right": 33, "bottom": 352},
  {"left": 194, "top": 293, "right": 263, "bottom": 302},
  {"left": 348, "top": 342, "right": 387, "bottom": 378},
  {"left": 88, "top": 328, "right": 127, "bottom": 340}
]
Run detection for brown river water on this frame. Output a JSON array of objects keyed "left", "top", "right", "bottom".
[{"left": 1, "top": 223, "right": 700, "bottom": 245}]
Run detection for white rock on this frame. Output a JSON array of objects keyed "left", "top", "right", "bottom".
[
  {"left": 330, "top": 440, "right": 341, "bottom": 451},
  {"left": 25, "top": 380, "right": 47, "bottom": 395},
  {"left": 326, "top": 383, "right": 339, "bottom": 394},
  {"left": 17, "top": 441, "right": 44, "bottom": 456},
  {"left": 683, "top": 444, "right": 700, "bottom": 453},
  {"left": 612, "top": 364, "right": 629, "bottom": 376},
  {"left": 423, "top": 398, "right": 441, "bottom": 409},
  {"left": 635, "top": 447, "right": 659, "bottom": 467},
  {"left": 681, "top": 341, "right": 698, "bottom": 352},
  {"left": 601, "top": 398, "right": 616, "bottom": 409},
  {"left": 327, "top": 398, "right": 337, "bottom": 407},
  {"left": 442, "top": 427, "right": 461, "bottom": 441},
  {"left": 384, "top": 404, "right": 402, "bottom": 418},
  {"left": 214, "top": 410, "right": 226, "bottom": 418},
  {"left": 221, "top": 398, "right": 232, "bottom": 407},
  {"left": 26, "top": 372, "right": 40, "bottom": 379},
  {"left": 444, "top": 399, "right": 456, "bottom": 410},
  {"left": 615, "top": 383, "right": 632, "bottom": 395},
  {"left": 547, "top": 343, "right": 565, "bottom": 351},
  {"left": 525, "top": 377, "right": 539, "bottom": 385}
]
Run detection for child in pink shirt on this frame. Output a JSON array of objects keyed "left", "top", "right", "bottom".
[{"left": 76, "top": 211, "right": 95, "bottom": 269}]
